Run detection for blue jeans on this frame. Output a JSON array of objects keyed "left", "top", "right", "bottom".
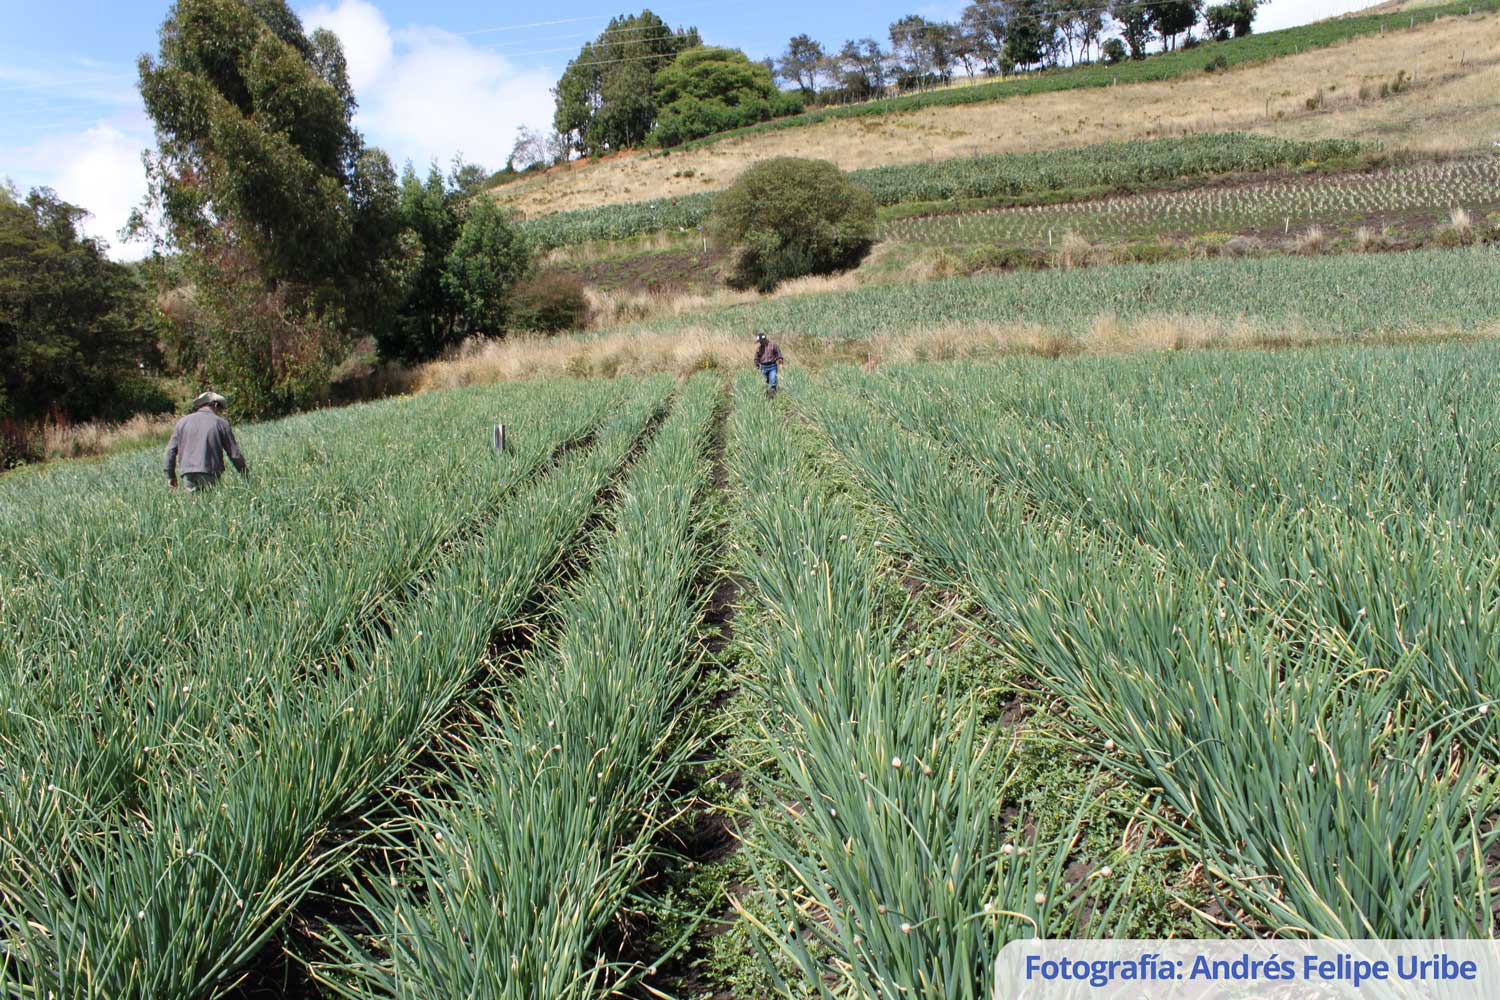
[{"left": 760, "top": 362, "right": 778, "bottom": 388}]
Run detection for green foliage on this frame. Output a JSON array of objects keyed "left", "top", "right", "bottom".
[
  {"left": 137, "top": 0, "right": 405, "bottom": 416},
  {"left": 521, "top": 134, "right": 1368, "bottom": 249},
  {"left": 507, "top": 272, "right": 592, "bottom": 333},
  {"left": 314, "top": 378, "right": 716, "bottom": 998},
  {"left": 1152, "top": 0, "right": 1205, "bottom": 49},
  {"left": 812, "top": 346, "right": 1500, "bottom": 936},
  {"left": 651, "top": 47, "right": 802, "bottom": 147},
  {"left": 709, "top": 158, "right": 877, "bottom": 291},
  {"left": 552, "top": 10, "right": 701, "bottom": 157},
  {"left": 0, "top": 377, "right": 657, "bottom": 997},
  {"left": 1102, "top": 37, "right": 1127, "bottom": 64},
  {"left": 1207, "top": 0, "right": 1260, "bottom": 40},
  {"left": 0, "top": 187, "right": 156, "bottom": 427},
  {"left": 441, "top": 197, "right": 532, "bottom": 337}
]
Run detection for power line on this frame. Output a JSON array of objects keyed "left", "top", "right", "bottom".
[
  {"left": 457, "top": 0, "right": 727, "bottom": 37},
  {"left": 0, "top": 72, "right": 135, "bottom": 95}
]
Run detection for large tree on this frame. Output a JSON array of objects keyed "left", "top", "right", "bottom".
[
  {"left": 889, "top": 15, "right": 957, "bottom": 89},
  {"left": 961, "top": 0, "right": 1011, "bottom": 73},
  {"left": 0, "top": 186, "right": 157, "bottom": 426},
  {"left": 651, "top": 47, "right": 802, "bottom": 146},
  {"left": 827, "top": 38, "right": 888, "bottom": 102},
  {"left": 1153, "top": 0, "right": 1204, "bottom": 49},
  {"left": 552, "top": 11, "right": 700, "bottom": 157},
  {"left": 1109, "top": 0, "right": 1156, "bottom": 59},
  {"left": 1001, "top": 1, "right": 1050, "bottom": 71},
  {"left": 1206, "top": 0, "right": 1260, "bottom": 39},
  {"left": 776, "top": 34, "right": 826, "bottom": 97},
  {"left": 137, "top": 0, "right": 405, "bottom": 415}
]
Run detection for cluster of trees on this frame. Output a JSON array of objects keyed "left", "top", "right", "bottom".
[
  {"left": 525, "top": 1, "right": 1260, "bottom": 165},
  {"left": 132, "top": 0, "right": 554, "bottom": 417},
  {"left": 775, "top": 0, "right": 1261, "bottom": 101},
  {"left": 0, "top": 186, "right": 163, "bottom": 428},
  {"left": 548, "top": 11, "right": 801, "bottom": 156}
]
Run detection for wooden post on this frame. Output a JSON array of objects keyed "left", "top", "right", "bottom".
[{"left": 493, "top": 424, "right": 506, "bottom": 452}]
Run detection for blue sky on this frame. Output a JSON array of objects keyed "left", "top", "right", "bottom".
[{"left": 2, "top": 0, "right": 1368, "bottom": 257}]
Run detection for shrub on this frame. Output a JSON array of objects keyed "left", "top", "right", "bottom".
[
  {"left": 962, "top": 245, "right": 1051, "bottom": 271},
  {"left": 0, "top": 417, "right": 42, "bottom": 470},
  {"left": 1102, "top": 39, "right": 1127, "bottom": 65},
  {"left": 1294, "top": 225, "right": 1329, "bottom": 255},
  {"left": 709, "top": 158, "right": 877, "bottom": 291},
  {"left": 508, "top": 272, "right": 593, "bottom": 333}
]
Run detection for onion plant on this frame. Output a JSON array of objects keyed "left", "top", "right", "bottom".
[
  {"left": 311, "top": 374, "right": 719, "bottom": 1000},
  {"left": 0, "top": 379, "right": 673, "bottom": 998},
  {"left": 725, "top": 375, "right": 1096, "bottom": 999},
  {"left": 804, "top": 350, "right": 1500, "bottom": 939}
]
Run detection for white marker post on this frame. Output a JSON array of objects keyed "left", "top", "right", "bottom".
[{"left": 493, "top": 424, "right": 506, "bottom": 452}]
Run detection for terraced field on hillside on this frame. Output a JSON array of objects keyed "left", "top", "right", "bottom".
[{"left": 494, "top": 6, "right": 1500, "bottom": 218}]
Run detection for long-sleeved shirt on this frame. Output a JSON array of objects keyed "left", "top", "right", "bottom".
[
  {"left": 164, "top": 409, "right": 247, "bottom": 483},
  {"left": 754, "top": 340, "right": 784, "bottom": 366}
]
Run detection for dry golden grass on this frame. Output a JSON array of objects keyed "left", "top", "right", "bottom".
[
  {"left": 409, "top": 314, "right": 1500, "bottom": 392},
  {"left": 39, "top": 413, "right": 177, "bottom": 462},
  {"left": 494, "top": 11, "right": 1500, "bottom": 217},
  {"left": 578, "top": 269, "right": 868, "bottom": 329}
]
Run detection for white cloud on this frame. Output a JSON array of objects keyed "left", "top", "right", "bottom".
[
  {"left": 304, "top": 0, "right": 554, "bottom": 173},
  {"left": 303, "top": 0, "right": 393, "bottom": 93},
  {"left": 8, "top": 115, "right": 154, "bottom": 261},
  {"left": 1258, "top": 0, "right": 1375, "bottom": 32}
]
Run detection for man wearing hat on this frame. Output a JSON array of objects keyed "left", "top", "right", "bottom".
[
  {"left": 753, "top": 331, "right": 784, "bottom": 398},
  {"left": 164, "top": 391, "right": 248, "bottom": 492}
]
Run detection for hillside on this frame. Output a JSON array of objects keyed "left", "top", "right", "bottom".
[{"left": 494, "top": 7, "right": 1500, "bottom": 218}]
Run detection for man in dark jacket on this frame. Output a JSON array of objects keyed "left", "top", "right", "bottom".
[
  {"left": 164, "top": 391, "right": 248, "bottom": 491},
  {"left": 754, "top": 331, "right": 784, "bottom": 397}
]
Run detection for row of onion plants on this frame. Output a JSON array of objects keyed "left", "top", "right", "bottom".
[
  {"left": 310, "top": 374, "right": 720, "bottom": 999},
  {"left": 725, "top": 375, "right": 1096, "bottom": 999},
  {"left": 804, "top": 362, "right": 1498, "bottom": 939},
  {"left": 0, "top": 380, "right": 672, "bottom": 998}
]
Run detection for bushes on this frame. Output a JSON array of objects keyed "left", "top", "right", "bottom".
[
  {"left": 708, "top": 158, "right": 877, "bottom": 291},
  {"left": 508, "top": 272, "right": 592, "bottom": 333}
]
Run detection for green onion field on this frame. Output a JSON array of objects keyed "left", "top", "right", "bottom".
[{"left": 2, "top": 340, "right": 1496, "bottom": 997}]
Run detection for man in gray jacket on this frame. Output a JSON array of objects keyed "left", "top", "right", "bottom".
[{"left": 164, "top": 391, "right": 248, "bottom": 491}]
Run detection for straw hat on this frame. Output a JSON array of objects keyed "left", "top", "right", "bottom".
[{"left": 190, "top": 391, "right": 227, "bottom": 412}]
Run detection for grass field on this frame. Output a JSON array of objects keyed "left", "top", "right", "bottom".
[
  {"left": 3, "top": 337, "right": 1496, "bottom": 997},
  {"left": 493, "top": 7, "right": 1500, "bottom": 217}
]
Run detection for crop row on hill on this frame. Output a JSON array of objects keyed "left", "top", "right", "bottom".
[
  {"left": 628, "top": 244, "right": 1500, "bottom": 341},
  {"left": 667, "top": 0, "right": 1500, "bottom": 153},
  {"left": 886, "top": 155, "right": 1500, "bottom": 245},
  {"left": 804, "top": 344, "right": 1500, "bottom": 936},
  {"left": 519, "top": 134, "right": 1367, "bottom": 249}
]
